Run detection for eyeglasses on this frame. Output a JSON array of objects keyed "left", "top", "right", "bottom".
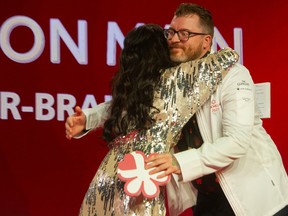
[{"left": 163, "top": 29, "right": 208, "bottom": 42}]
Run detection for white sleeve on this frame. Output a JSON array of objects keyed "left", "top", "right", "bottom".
[
  {"left": 174, "top": 64, "right": 255, "bottom": 182},
  {"left": 73, "top": 101, "right": 111, "bottom": 138}
]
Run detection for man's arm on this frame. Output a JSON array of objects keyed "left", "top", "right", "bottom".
[
  {"left": 174, "top": 64, "right": 254, "bottom": 182},
  {"left": 65, "top": 101, "right": 111, "bottom": 139},
  {"left": 147, "top": 64, "right": 255, "bottom": 181}
]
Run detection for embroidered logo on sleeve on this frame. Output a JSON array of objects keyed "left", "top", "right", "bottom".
[
  {"left": 237, "top": 80, "right": 252, "bottom": 91},
  {"left": 236, "top": 80, "right": 254, "bottom": 125}
]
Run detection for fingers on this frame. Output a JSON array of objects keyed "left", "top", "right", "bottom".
[
  {"left": 65, "top": 116, "right": 74, "bottom": 132},
  {"left": 73, "top": 106, "right": 86, "bottom": 125},
  {"left": 65, "top": 112, "right": 77, "bottom": 140},
  {"left": 66, "top": 116, "right": 74, "bottom": 127},
  {"left": 65, "top": 120, "right": 73, "bottom": 140},
  {"left": 145, "top": 153, "right": 179, "bottom": 178},
  {"left": 146, "top": 154, "right": 172, "bottom": 169},
  {"left": 148, "top": 162, "right": 170, "bottom": 175},
  {"left": 65, "top": 106, "right": 84, "bottom": 140},
  {"left": 157, "top": 166, "right": 179, "bottom": 178},
  {"left": 66, "top": 134, "right": 72, "bottom": 140},
  {"left": 74, "top": 106, "right": 82, "bottom": 116}
]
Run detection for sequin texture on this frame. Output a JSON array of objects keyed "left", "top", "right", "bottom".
[{"left": 79, "top": 48, "right": 239, "bottom": 216}]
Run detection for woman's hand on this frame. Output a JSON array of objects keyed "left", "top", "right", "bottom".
[{"left": 145, "top": 153, "right": 181, "bottom": 179}]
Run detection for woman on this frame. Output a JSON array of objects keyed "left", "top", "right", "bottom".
[{"left": 79, "top": 24, "right": 238, "bottom": 215}]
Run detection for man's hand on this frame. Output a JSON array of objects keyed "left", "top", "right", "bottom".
[
  {"left": 145, "top": 153, "right": 181, "bottom": 179},
  {"left": 65, "top": 106, "right": 86, "bottom": 140}
]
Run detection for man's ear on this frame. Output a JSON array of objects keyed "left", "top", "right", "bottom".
[{"left": 203, "top": 35, "right": 212, "bottom": 50}]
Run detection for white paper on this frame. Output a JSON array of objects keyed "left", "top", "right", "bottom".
[{"left": 255, "top": 82, "right": 271, "bottom": 118}]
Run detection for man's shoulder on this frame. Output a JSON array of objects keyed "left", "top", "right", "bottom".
[
  {"left": 227, "top": 63, "right": 250, "bottom": 77},
  {"left": 219, "top": 63, "right": 252, "bottom": 88}
]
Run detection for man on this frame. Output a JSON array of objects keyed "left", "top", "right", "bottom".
[{"left": 66, "top": 3, "right": 288, "bottom": 216}]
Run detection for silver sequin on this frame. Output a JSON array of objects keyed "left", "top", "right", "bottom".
[{"left": 79, "top": 48, "right": 239, "bottom": 216}]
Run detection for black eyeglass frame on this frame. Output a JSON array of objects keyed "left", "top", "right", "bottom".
[{"left": 163, "top": 28, "right": 208, "bottom": 42}]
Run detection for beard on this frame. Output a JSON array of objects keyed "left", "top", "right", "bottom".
[{"left": 169, "top": 42, "right": 203, "bottom": 63}]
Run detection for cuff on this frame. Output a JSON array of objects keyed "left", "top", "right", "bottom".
[{"left": 173, "top": 149, "right": 203, "bottom": 182}]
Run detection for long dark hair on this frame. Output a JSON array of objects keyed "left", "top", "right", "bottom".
[{"left": 103, "top": 24, "right": 174, "bottom": 142}]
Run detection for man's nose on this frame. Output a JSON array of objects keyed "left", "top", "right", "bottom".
[{"left": 170, "top": 33, "right": 181, "bottom": 42}]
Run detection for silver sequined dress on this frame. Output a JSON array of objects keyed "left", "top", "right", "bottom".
[{"left": 79, "top": 48, "right": 239, "bottom": 216}]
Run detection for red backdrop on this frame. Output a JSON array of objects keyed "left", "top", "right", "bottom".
[{"left": 0, "top": 1, "right": 287, "bottom": 215}]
